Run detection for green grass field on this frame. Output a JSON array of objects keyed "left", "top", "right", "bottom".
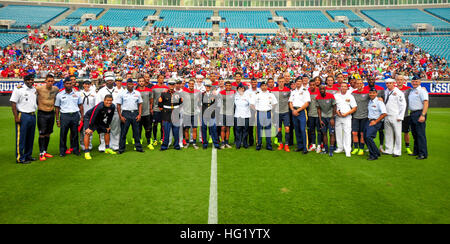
[{"left": 0, "top": 107, "right": 449, "bottom": 224}]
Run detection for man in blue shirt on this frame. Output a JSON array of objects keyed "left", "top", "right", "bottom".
[
  {"left": 117, "top": 79, "right": 144, "bottom": 154},
  {"left": 408, "top": 76, "right": 429, "bottom": 160},
  {"left": 365, "top": 87, "right": 387, "bottom": 161},
  {"left": 55, "top": 79, "right": 84, "bottom": 157}
]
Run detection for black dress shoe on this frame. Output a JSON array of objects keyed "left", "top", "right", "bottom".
[
  {"left": 416, "top": 156, "right": 427, "bottom": 160},
  {"left": 25, "top": 157, "right": 37, "bottom": 162},
  {"left": 256, "top": 147, "right": 261, "bottom": 151},
  {"left": 118, "top": 151, "right": 124, "bottom": 154},
  {"left": 295, "top": 148, "right": 302, "bottom": 152},
  {"left": 136, "top": 149, "right": 144, "bottom": 153},
  {"left": 73, "top": 152, "right": 81, "bottom": 156},
  {"left": 17, "top": 160, "right": 30, "bottom": 164},
  {"left": 302, "top": 151, "right": 308, "bottom": 155},
  {"left": 214, "top": 146, "right": 221, "bottom": 150},
  {"left": 266, "top": 148, "right": 273, "bottom": 151},
  {"left": 392, "top": 154, "right": 400, "bottom": 158},
  {"left": 367, "top": 157, "right": 378, "bottom": 161},
  {"left": 409, "top": 153, "right": 418, "bottom": 156}
]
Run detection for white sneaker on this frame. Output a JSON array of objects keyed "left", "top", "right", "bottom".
[
  {"left": 346, "top": 154, "right": 351, "bottom": 158},
  {"left": 184, "top": 144, "right": 190, "bottom": 149},
  {"left": 225, "top": 144, "right": 232, "bottom": 149},
  {"left": 192, "top": 144, "right": 199, "bottom": 150},
  {"left": 316, "top": 146, "right": 321, "bottom": 153},
  {"left": 220, "top": 144, "right": 225, "bottom": 149},
  {"left": 308, "top": 144, "right": 316, "bottom": 151},
  {"left": 334, "top": 149, "right": 344, "bottom": 154}
]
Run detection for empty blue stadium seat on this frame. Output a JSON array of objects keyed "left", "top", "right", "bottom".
[
  {"left": 362, "top": 9, "right": 450, "bottom": 32},
  {"left": 327, "top": 10, "right": 373, "bottom": 29},
  {"left": 424, "top": 8, "right": 450, "bottom": 23},
  {"left": 0, "top": 33, "right": 28, "bottom": 48},
  {"left": 277, "top": 11, "right": 346, "bottom": 29},
  {"left": 403, "top": 36, "right": 450, "bottom": 62},
  {"left": 0, "top": 5, "right": 68, "bottom": 28},
  {"left": 154, "top": 10, "right": 213, "bottom": 29},
  {"left": 83, "top": 9, "right": 155, "bottom": 28},
  {"left": 66, "top": 8, "right": 104, "bottom": 19},
  {"left": 219, "top": 11, "right": 278, "bottom": 29}
]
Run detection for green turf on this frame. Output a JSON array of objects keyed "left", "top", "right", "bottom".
[{"left": 0, "top": 107, "right": 449, "bottom": 223}]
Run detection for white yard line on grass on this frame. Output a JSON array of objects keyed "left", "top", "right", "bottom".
[{"left": 208, "top": 148, "right": 218, "bottom": 224}]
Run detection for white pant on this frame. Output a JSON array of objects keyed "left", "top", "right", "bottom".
[
  {"left": 98, "top": 112, "right": 121, "bottom": 151},
  {"left": 384, "top": 116, "right": 402, "bottom": 156},
  {"left": 335, "top": 116, "right": 352, "bottom": 156}
]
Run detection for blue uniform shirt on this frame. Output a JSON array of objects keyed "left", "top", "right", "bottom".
[
  {"left": 118, "top": 89, "right": 143, "bottom": 111},
  {"left": 55, "top": 90, "right": 82, "bottom": 113},
  {"left": 368, "top": 98, "right": 387, "bottom": 120},
  {"left": 408, "top": 86, "right": 429, "bottom": 111}
]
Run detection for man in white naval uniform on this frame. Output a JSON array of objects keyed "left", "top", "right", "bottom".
[{"left": 383, "top": 78, "right": 407, "bottom": 157}]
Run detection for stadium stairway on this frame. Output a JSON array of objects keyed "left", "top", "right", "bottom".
[
  {"left": 47, "top": 8, "right": 75, "bottom": 27},
  {"left": 78, "top": 8, "right": 108, "bottom": 27},
  {"left": 271, "top": 10, "right": 287, "bottom": 33},
  {"left": 145, "top": 9, "right": 161, "bottom": 31},
  {"left": 353, "top": 9, "right": 382, "bottom": 29},
  {"left": 322, "top": 9, "right": 351, "bottom": 29}
]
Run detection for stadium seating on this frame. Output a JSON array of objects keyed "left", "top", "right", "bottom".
[
  {"left": 55, "top": 8, "right": 104, "bottom": 26},
  {"left": 0, "top": 33, "right": 28, "bottom": 48},
  {"left": 153, "top": 10, "right": 213, "bottom": 29},
  {"left": 403, "top": 36, "right": 450, "bottom": 62},
  {"left": 66, "top": 8, "right": 104, "bottom": 19},
  {"left": 326, "top": 10, "right": 372, "bottom": 29},
  {"left": 424, "top": 8, "right": 450, "bottom": 23},
  {"left": 276, "top": 11, "right": 346, "bottom": 29},
  {"left": 0, "top": 5, "right": 68, "bottom": 28},
  {"left": 362, "top": 9, "right": 450, "bottom": 32},
  {"left": 219, "top": 11, "right": 278, "bottom": 29},
  {"left": 83, "top": 8, "right": 155, "bottom": 28}
]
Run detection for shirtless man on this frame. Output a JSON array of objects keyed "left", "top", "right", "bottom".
[{"left": 36, "top": 74, "right": 60, "bottom": 161}]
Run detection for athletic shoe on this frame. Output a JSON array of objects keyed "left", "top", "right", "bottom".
[
  {"left": 379, "top": 146, "right": 385, "bottom": 154},
  {"left": 220, "top": 144, "right": 225, "bottom": 149},
  {"left": 308, "top": 144, "right": 316, "bottom": 152},
  {"left": 406, "top": 147, "right": 413, "bottom": 155},
  {"left": 43, "top": 153, "right": 53, "bottom": 158},
  {"left": 147, "top": 143, "right": 154, "bottom": 150},
  {"left": 277, "top": 144, "right": 284, "bottom": 151},
  {"left": 208, "top": 137, "right": 213, "bottom": 144},
  {"left": 182, "top": 139, "right": 187, "bottom": 146},
  {"left": 159, "top": 140, "right": 163, "bottom": 145},
  {"left": 273, "top": 137, "right": 279, "bottom": 146},
  {"left": 334, "top": 149, "right": 344, "bottom": 154},
  {"left": 346, "top": 154, "right": 351, "bottom": 158},
  {"left": 184, "top": 144, "right": 190, "bottom": 149},
  {"left": 65, "top": 149, "right": 72, "bottom": 155},
  {"left": 357, "top": 149, "right": 365, "bottom": 156},
  {"left": 153, "top": 140, "right": 158, "bottom": 146},
  {"left": 105, "top": 148, "right": 117, "bottom": 155},
  {"left": 225, "top": 144, "right": 232, "bottom": 149},
  {"left": 329, "top": 151, "right": 334, "bottom": 157},
  {"left": 192, "top": 144, "right": 199, "bottom": 150},
  {"left": 316, "top": 145, "right": 321, "bottom": 153},
  {"left": 284, "top": 145, "right": 290, "bottom": 152},
  {"left": 351, "top": 148, "right": 359, "bottom": 155},
  {"left": 84, "top": 153, "right": 92, "bottom": 160},
  {"left": 39, "top": 155, "right": 46, "bottom": 161}
]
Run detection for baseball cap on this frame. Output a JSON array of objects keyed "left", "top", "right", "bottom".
[
  {"left": 205, "top": 80, "right": 212, "bottom": 86},
  {"left": 83, "top": 79, "right": 91, "bottom": 84},
  {"left": 167, "top": 80, "right": 176, "bottom": 85},
  {"left": 385, "top": 78, "right": 395, "bottom": 83},
  {"left": 412, "top": 76, "right": 421, "bottom": 81},
  {"left": 369, "top": 87, "right": 377, "bottom": 92}
]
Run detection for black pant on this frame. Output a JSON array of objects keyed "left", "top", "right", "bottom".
[
  {"left": 410, "top": 111, "right": 428, "bottom": 157},
  {"left": 60, "top": 113, "right": 80, "bottom": 155},
  {"left": 235, "top": 117, "right": 249, "bottom": 148},
  {"left": 119, "top": 110, "right": 142, "bottom": 152},
  {"left": 139, "top": 114, "right": 152, "bottom": 144}
]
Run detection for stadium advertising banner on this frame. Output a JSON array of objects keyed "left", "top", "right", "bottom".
[{"left": 1, "top": 80, "right": 450, "bottom": 95}]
